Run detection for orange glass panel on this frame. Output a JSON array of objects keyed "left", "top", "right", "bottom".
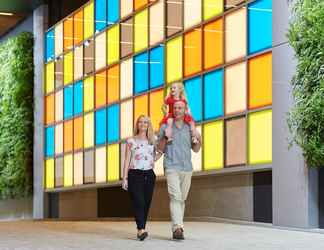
[
  {"left": 107, "top": 64, "right": 120, "bottom": 104},
  {"left": 149, "top": 90, "right": 164, "bottom": 131},
  {"left": 45, "top": 94, "right": 54, "bottom": 125},
  {"left": 74, "top": 116, "right": 83, "bottom": 150},
  {"left": 204, "top": 19, "right": 223, "bottom": 69},
  {"left": 134, "top": 94, "right": 148, "bottom": 126},
  {"left": 184, "top": 28, "right": 202, "bottom": 77},
  {"left": 95, "top": 70, "right": 107, "bottom": 108},
  {"left": 248, "top": 53, "right": 272, "bottom": 109},
  {"left": 135, "top": 0, "right": 148, "bottom": 10},
  {"left": 64, "top": 120, "right": 73, "bottom": 153},
  {"left": 64, "top": 17, "right": 73, "bottom": 51},
  {"left": 74, "top": 9, "right": 84, "bottom": 45}
]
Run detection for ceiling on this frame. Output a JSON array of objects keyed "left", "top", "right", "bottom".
[{"left": 0, "top": 0, "right": 43, "bottom": 37}]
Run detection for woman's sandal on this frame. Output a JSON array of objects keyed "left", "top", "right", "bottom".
[{"left": 137, "top": 231, "right": 148, "bottom": 241}]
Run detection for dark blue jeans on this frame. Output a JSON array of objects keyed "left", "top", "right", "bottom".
[{"left": 128, "top": 169, "right": 156, "bottom": 230}]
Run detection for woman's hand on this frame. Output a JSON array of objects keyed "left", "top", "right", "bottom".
[
  {"left": 122, "top": 178, "right": 128, "bottom": 191},
  {"left": 154, "top": 151, "right": 163, "bottom": 162}
]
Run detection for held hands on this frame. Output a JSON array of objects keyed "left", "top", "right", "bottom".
[{"left": 122, "top": 178, "right": 128, "bottom": 191}]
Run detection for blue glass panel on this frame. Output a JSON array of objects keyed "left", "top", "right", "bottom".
[
  {"left": 107, "top": 104, "right": 120, "bottom": 143},
  {"left": 96, "top": 108, "right": 107, "bottom": 145},
  {"left": 248, "top": 0, "right": 272, "bottom": 54},
  {"left": 74, "top": 81, "right": 83, "bottom": 115},
  {"left": 95, "top": 0, "right": 107, "bottom": 32},
  {"left": 134, "top": 52, "right": 149, "bottom": 94},
  {"left": 107, "top": 0, "right": 120, "bottom": 26},
  {"left": 204, "top": 69, "right": 224, "bottom": 120},
  {"left": 45, "top": 126, "right": 54, "bottom": 157},
  {"left": 45, "top": 29, "right": 54, "bottom": 62},
  {"left": 64, "top": 85, "right": 73, "bottom": 119},
  {"left": 184, "top": 76, "right": 202, "bottom": 122},
  {"left": 63, "top": 85, "right": 73, "bottom": 119},
  {"left": 149, "top": 45, "right": 164, "bottom": 89}
]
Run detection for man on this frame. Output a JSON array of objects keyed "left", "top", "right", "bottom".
[{"left": 158, "top": 100, "right": 201, "bottom": 240}]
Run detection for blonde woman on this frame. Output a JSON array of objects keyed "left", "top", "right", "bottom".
[{"left": 122, "top": 115, "right": 161, "bottom": 241}]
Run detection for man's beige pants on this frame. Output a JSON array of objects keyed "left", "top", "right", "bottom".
[{"left": 165, "top": 169, "right": 193, "bottom": 232}]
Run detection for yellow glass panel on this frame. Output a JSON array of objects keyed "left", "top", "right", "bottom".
[
  {"left": 84, "top": 1, "right": 94, "bottom": 40},
  {"left": 120, "top": 143, "right": 126, "bottom": 179},
  {"left": 225, "top": 62, "right": 246, "bottom": 115},
  {"left": 184, "top": 0, "right": 202, "bottom": 29},
  {"left": 149, "top": 0, "right": 164, "bottom": 46},
  {"left": 204, "top": 0, "right": 224, "bottom": 21},
  {"left": 64, "top": 154, "right": 73, "bottom": 187},
  {"left": 248, "top": 110, "right": 272, "bottom": 164},
  {"left": 149, "top": 90, "right": 164, "bottom": 131},
  {"left": 192, "top": 126, "right": 202, "bottom": 172},
  {"left": 45, "top": 158, "right": 55, "bottom": 189},
  {"left": 121, "top": 0, "right": 133, "bottom": 18},
  {"left": 95, "top": 31, "right": 106, "bottom": 71},
  {"left": 74, "top": 45, "right": 83, "bottom": 81},
  {"left": 64, "top": 51, "right": 73, "bottom": 85},
  {"left": 134, "top": 9, "right": 148, "bottom": 53},
  {"left": 121, "top": 100, "right": 133, "bottom": 139},
  {"left": 120, "top": 58, "right": 133, "bottom": 99},
  {"left": 55, "top": 90, "right": 63, "bottom": 122},
  {"left": 167, "top": 36, "right": 183, "bottom": 83},
  {"left": 74, "top": 152, "right": 83, "bottom": 185},
  {"left": 96, "top": 147, "right": 107, "bottom": 183},
  {"left": 45, "top": 62, "right": 54, "bottom": 93},
  {"left": 134, "top": 94, "right": 148, "bottom": 127},
  {"left": 84, "top": 112, "right": 94, "bottom": 148},
  {"left": 107, "top": 24, "right": 120, "bottom": 65},
  {"left": 55, "top": 22, "right": 63, "bottom": 57},
  {"left": 248, "top": 53, "right": 272, "bottom": 109},
  {"left": 84, "top": 76, "right": 94, "bottom": 112},
  {"left": 203, "top": 121, "right": 224, "bottom": 170},
  {"left": 225, "top": 8, "right": 246, "bottom": 62},
  {"left": 55, "top": 123, "right": 63, "bottom": 155},
  {"left": 107, "top": 144, "right": 120, "bottom": 181}
]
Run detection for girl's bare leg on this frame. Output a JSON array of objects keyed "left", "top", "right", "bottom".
[
  {"left": 165, "top": 118, "right": 173, "bottom": 142},
  {"left": 189, "top": 121, "right": 198, "bottom": 143}
]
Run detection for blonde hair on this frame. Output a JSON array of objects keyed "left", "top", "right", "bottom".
[
  {"left": 133, "top": 115, "right": 156, "bottom": 145},
  {"left": 171, "top": 82, "right": 187, "bottom": 101}
]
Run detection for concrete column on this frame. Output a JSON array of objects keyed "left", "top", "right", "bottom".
[
  {"left": 272, "top": 0, "right": 318, "bottom": 228},
  {"left": 33, "top": 5, "right": 49, "bottom": 219}
]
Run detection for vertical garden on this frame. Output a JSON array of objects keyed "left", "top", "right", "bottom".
[
  {"left": 0, "top": 32, "right": 34, "bottom": 199},
  {"left": 288, "top": 0, "right": 324, "bottom": 168}
]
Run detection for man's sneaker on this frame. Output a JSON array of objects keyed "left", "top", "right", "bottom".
[{"left": 172, "top": 228, "right": 184, "bottom": 240}]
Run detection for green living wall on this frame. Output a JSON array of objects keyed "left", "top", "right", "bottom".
[
  {"left": 288, "top": 0, "right": 324, "bottom": 168},
  {"left": 0, "top": 32, "right": 34, "bottom": 199}
]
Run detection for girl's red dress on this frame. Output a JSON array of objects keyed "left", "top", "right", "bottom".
[{"left": 160, "top": 96, "right": 194, "bottom": 125}]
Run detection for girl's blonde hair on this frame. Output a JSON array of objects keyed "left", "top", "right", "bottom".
[
  {"left": 134, "top": 115, "right": 156, "bottom": 145},
  {"left": 171, "top": 82, "right": 187, "bottom": 101}
]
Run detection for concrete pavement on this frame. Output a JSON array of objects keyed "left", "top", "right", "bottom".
[{"left": 0, "top": 221, "right": 324, "bottom": 250}]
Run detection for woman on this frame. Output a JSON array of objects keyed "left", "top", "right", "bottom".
[{"left": 122, "top": 115, "right": 161, "bottom": 241}]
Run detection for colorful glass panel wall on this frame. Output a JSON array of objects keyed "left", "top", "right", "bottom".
[{"left": 44, "top": 0, "right": 273, "bottom": 191}]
